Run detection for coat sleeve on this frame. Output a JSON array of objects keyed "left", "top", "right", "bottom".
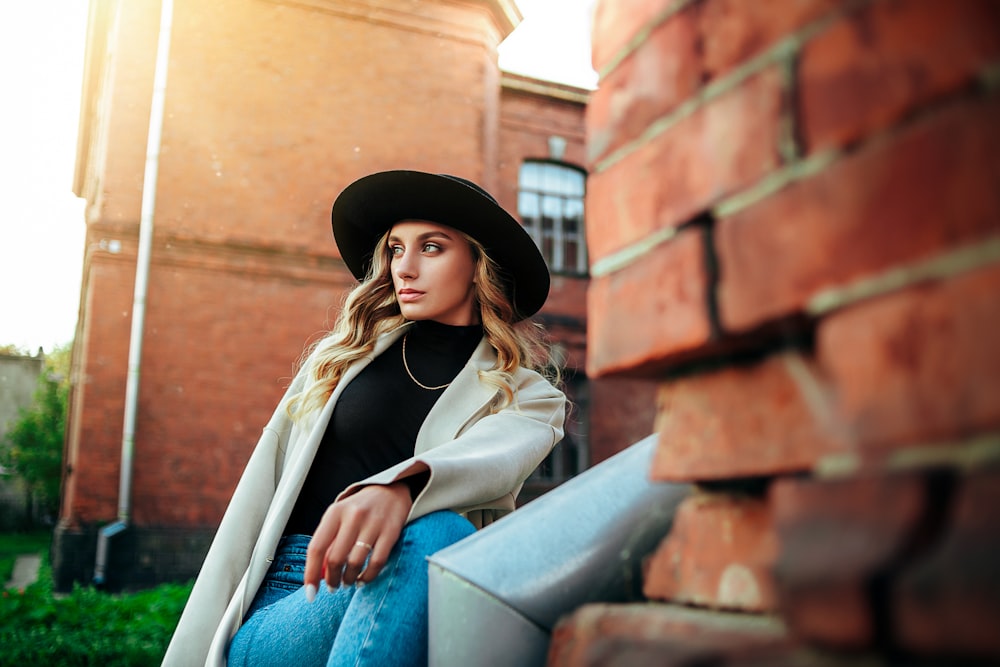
[{"left": 336, "top": 370, "right": 566, "bottom": 523}]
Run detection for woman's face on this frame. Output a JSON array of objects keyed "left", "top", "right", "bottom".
[{"left": 388, "top": 220, "right": 478, "bottom": 326}]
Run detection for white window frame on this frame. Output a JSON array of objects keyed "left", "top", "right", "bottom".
[{"left": 517, "top": 160, "right": 587, "bottom": 276}]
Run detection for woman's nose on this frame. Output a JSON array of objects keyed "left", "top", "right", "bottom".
[{"left": 394, "top": 250, "right": 417, "bottom": 279}]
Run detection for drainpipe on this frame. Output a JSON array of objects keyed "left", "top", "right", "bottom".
[{"left": 94, "top": 0, "right": 174, "bottom": 587}]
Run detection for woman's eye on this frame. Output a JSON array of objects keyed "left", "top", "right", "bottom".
[
  {"left": 389, "top": 245, "right": 403, "bottom": 256},
  {"left": 423, "top": 243, "right": 441, "bottom": 253}
]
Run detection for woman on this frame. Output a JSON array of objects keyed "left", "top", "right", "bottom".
[{"left": 163, "top": 170, "right": 566, "bottom": 666}]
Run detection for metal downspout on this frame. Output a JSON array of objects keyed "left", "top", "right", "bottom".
[{"left": 94, "top": 0, "right": 174, "bottom": 586}]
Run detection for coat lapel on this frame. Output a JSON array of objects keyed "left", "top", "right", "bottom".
[
  {"left": 252, "top": 325, "right": 493, "bottom": 562},
  {"left": 244, "top": 325, "right": 412, "bottom": 597},
  {"left": 414, "top": 337, "right": 498, "bottom": 453},
  {"left": 280, "top": 324, "right": 411, "bottom": 487}
]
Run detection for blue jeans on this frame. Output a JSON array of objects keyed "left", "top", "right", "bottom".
[{"left": 227, "top": 511, "right": 475, "bottom": 667}]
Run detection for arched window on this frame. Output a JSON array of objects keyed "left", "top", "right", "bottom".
[{"left": 517, "top": 161, "right": 587, "bottom": 276}]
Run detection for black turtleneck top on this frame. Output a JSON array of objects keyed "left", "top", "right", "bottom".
[{"left": 284, "top": 320, "right": 484, "bottom": 536}]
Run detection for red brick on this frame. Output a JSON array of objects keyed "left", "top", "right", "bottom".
[
  {"left": 541, "top": 274, "right": 588, "bottom": 324},
  {"left": 586, "top": 8, "right": 701, "bottom": 166},
  {"left": 893, "top": 467, "right": 1000, "bottom": 659},
  {"left": 548, "top": 603, "right": 790, "bottom": 667},
  {"left": 62, "top": 255, "right": 136, "bottom": 524},
  {"left": 801, "top": 0, "right": 1000, "bottom": 153},
  {"left": 652, "top": 352, "right": 848, "bottom": 481},
  {"left": 126, "top": 263, "right": 344, "bottom": 527},
  {"left": 98, "top": 0, "right": 159, "bottom": 225},
  {"left": 591, "top": 0, "right": 675, "bottom": 74},
  {"left": 718, "top": 648, "right": 890, "bottom": 667},
  {"left": 771, "top": 473, "right": 927, "bottom": 649},
  {"left": 699, "top": 0, "right": 840, "bottom": 78},
  {"left": 497, "top": 83, "right": 587, "bottom": 218},
  {"left": 818, "top": 263, "right": 1000, "bottom": 452},
  {"left": 588, "top": 377, "right": 660, "bottom": 464},
  {"left": 162, "top": 0, "right": 497, "bottom": 253},
  {"left": 717, "top": 94, "right": 1000, "bottom": 333},
  {"left": 588, "top": 67, "right": 782, "bottom": 263},
  {"left": 586, "top": 229, "right": 711, "bottom": 377},
  {"left": 644, "top": 493, "right": 780, "bottom": 612}
]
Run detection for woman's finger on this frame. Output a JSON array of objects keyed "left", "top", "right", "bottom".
[
  {"left": 304, "top": 482, "right": 414, "bottom": 597},
  {"left": 322, "top": 504, "right": 367, "bottom": 590},
  {"left": 339, "top": 538, "right": 375, "bottom": 586},
  {"left": 355, "top": 485, "right": 409, "bottom": 583},
  {"left": 303, "top": 505, "right": 342, "bottom": 600},
  {"left": 357, "top": 534, "right": 395, "bottom": 584}
]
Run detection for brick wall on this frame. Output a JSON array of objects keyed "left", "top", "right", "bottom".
[
  {"left": 62, "top": 0, "right": 552, "bottom": 531},
  {"left": 497, "top": 73, "right": 653, "bottom": 466},
  {"left": 498, "top": 72, "right": 590, "bottom": 373},
  {"left": 552, "top": 0, "right": 1000, "bottom": 664}
]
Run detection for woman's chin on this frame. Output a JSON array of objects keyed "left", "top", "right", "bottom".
[{"left": 399, "top": 305, "right": 428, "bottom": 321}]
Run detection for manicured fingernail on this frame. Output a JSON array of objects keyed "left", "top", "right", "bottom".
[
  {"left": 355, "top": 581, "right": 365, "bottom": 589},
  {"left": 305, "top": 584, "right": 317, "bottom": 603},
  {"left": 327, "top": 581, "right": 337, "bottom": 593}
]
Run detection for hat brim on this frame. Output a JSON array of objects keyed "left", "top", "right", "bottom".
[{"left": 331, "top": 170, "right": 550, "bottom": 320}]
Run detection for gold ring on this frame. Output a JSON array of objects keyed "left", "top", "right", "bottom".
[{"left": 354, "top": 540, "right": 374, "bottom": 551}]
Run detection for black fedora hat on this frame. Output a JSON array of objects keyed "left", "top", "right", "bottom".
[{"left": 331, "top": 170, "right": 550, "bottom": 319}]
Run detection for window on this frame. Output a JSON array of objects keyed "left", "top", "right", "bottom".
[{"left": 518, "top": 161, "right": 587, "bottom": 275}]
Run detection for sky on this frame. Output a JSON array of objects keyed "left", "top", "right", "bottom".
[
  {"left": 0, "top": 2, "right": 88, "bottom": 354},
  {"left": 0, "top": 0, "right": 597, "bottom": 354}
]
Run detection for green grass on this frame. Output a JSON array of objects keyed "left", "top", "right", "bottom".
[
  {"left": 0, "top": 529, "right": 51, "bottom": 555},
  {"left": 0, "top": 531, "right": 193, "bottom": 666},
  {"left": 0, "top": 529, "right": 50, "bottom": 585}
]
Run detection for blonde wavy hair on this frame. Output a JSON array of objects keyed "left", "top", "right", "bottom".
[{"left": 287, "top": 228, "right": 556, "bottom": 422}]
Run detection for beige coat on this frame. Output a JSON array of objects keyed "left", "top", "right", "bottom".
[{"left": 162, "top": 325, "right": 566, "bottom": 666}]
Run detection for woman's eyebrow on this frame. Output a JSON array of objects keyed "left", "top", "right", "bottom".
[{"left": 387, "top": 230, "right": 455, "bottom": 244}]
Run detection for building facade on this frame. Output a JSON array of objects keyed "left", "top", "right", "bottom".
[{"left": 57, "top": 0, "right": 620, "bottom": 591}]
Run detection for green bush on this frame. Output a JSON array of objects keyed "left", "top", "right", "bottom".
[
  {"left": 0, "top": 346, "right": 70, "bottom": 522},
  {"left": 0, "top": 560, "right": 192, "bottom": 666}
]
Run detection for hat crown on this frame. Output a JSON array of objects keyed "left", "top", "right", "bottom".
[{"left": 439, "top": 174, "right": 499, "bottom": 205}]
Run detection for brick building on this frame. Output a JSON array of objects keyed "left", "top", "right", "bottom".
[
  {"left": 551, "top": 0, "right": 1000, "bottom": 665},
  {"left": 56, "top": 0, "right": 636, "bottom": 591}
]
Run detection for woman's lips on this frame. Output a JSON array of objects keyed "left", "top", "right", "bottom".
[{"left": 397, "top": 289, "right": 424, "bottom": 303}]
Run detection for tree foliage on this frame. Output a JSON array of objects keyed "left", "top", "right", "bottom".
[
  {"left": 1, "top": 344, "right": 71, "bottom": 520},
  {"left": 0, "top": 344, "right": 32, "bottom": 356}
]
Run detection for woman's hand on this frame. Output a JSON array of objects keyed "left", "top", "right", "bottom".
[{"left": 303, "top": 482, "right": 412, "bottom": 599}]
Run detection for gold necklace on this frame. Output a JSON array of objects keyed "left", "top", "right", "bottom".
[{"left": 401, "top": 333, "right": 450, "bottom": 390}]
